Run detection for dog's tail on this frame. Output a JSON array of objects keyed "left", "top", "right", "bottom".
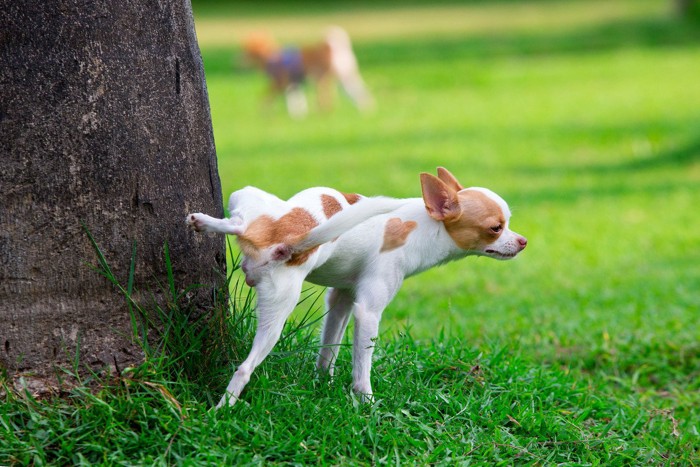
[{"left": 291, "top": 196, "right": 407, "bottom": 253}]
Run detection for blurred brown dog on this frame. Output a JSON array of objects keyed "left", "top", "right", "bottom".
[{"left": 243, "top": 27, "right": 374, "bottom": 118}]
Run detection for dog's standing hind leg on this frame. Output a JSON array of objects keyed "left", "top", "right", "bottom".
[
  {"left": 317, "top": 288, "right": 354, "bottom": 377},
  {"left": 216, "top": 270, "right": 305, "bottom": 408}
]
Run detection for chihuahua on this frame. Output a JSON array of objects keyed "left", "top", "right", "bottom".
[
  {"left": 187, "top": 167, "right": 527, "bottom": 408},
  {"left": 242, "top": 26, "right": 374, "bottom": 118}
]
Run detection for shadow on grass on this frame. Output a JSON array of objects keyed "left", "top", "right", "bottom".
[
  {"left": 361, "top": 17, "right": 700, "bottom": 66},
  {"left": 501, "top": 132, "right": 700, "bottom": 206},
  {"left": 618, "top": 135, "right": 700, "bottom": 170},
  {"left": 193, "top": 0, "right": 564, "bottom": 18},
  {"left": 519, "top": 132, "right": 700, "bottom": 175},
  {"left": 202, "top": 15, "right": 700, "bottom": 75},
  {"left": 507, "top": 178, "right": 696, "bottom": 210}
]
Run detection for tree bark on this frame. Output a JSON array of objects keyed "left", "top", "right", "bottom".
[
  {"left": 0, "top": 0, "right": 225, "bottom": 383},
  {"left": 676, "top": 0, "right": 700, "bottom": 17}
]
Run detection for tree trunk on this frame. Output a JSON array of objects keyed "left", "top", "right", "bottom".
[
  {"left": 676, "top": 0, "right": 700, "bottom": 17},
  {"left": 0, "top": 0, "right": 225, "bottom": 385}
]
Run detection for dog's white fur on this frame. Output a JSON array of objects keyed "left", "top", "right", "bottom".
[
  {"left": 187, "top": 168, "right": 527, "bottom": 408},
  {"left": 325, "top": 26, "right": 374, "bottom": 112}
]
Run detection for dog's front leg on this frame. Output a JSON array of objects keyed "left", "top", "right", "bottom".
[
  {"left": 351, "top": 279, "right": 402, "bottom": 401},
  {"left": 216, "top": 273, "right": 304, "bottom": 408},
  {"left": 315, "top": 73, "right": 334, "bottom": 112},
  {"left": 284, "top": 85, "right": 308, "bottom": 119}
]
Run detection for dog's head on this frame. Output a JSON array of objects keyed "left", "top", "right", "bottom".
[
  {"left": 239, "top": 244, "right": 291, "bottom": 287},
  {"left": 242, "top": 32, "right": 280, "bottom": 66},
  {"left": 420, "top": 167, "right": 527, "bottom": 260}
]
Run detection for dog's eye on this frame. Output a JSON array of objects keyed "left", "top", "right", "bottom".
[{"left": 490, "top": 225, "right": 502, "bottom": 233}]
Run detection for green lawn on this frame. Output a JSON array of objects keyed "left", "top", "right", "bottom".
[{"left": 2, "top": 1, "right": 699, "bottom": 464}]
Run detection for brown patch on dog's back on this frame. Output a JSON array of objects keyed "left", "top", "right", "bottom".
[
  {"left": 301, "top": 43, "right": 332, "bottom": 79},
  {"left": 381, "top": 218, "right": 417, "bottom": 252},
  {"left": 239, "top": 208, "right": 319, "bottom": 265},
  {"left": 321, "top": 194, "right": 343, "bottom": 218},
  {"left": 444, "top": 190, "right": 505, "bottom": 251},
  {"left": 342, "top": 193, "right": 361, "bottom": 205},
  {"left": 237, "top": 237, "right": 262, "bottom": 259}
]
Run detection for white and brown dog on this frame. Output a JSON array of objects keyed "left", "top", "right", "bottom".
[
  {"left": 243, "top": 26, "right": 374, "bottom": 118},
  {"left": 187, "top": 168, "right": 527, "bottom": 408}
]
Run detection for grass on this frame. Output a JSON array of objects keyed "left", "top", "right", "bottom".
[{"left": 2, "top": 0, "right": 700, "bottom": 464}]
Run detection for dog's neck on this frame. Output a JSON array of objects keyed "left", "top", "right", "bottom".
[{"left": 386, "top": 199, "right": 474, "bottom": 278}]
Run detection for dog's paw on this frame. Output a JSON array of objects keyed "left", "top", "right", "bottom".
[
  {"left": 350, "top": 389, "right": 375, "bottom": 408},
  {"left": 352, "top": 383, "right": 375, "bottom": 404},
  {"left": 186, "top": 213, "right": 208, "bottom": 232},
  {"left": 215, "top": 393, "right": 239, "bottom": 409}
]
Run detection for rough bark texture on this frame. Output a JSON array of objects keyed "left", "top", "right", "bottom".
[
  {"left": 676, "top": 0, "right": 693, "bottom": 14},
  {"left": 0, "top": 0, "right": 225, "bottom": 382}
]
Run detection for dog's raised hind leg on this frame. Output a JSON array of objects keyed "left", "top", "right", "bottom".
[
  {"left": 216, "top": 272, "right": 304, "bottom": 408},
  {"left": 186, "top": 212, "right": 244, "bottom": 235}
]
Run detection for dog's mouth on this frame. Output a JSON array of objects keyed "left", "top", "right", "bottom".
[{"left": 484, "top": 249, "right": 518, "bottom": 260}]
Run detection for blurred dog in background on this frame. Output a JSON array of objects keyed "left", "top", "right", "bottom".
[{"left": 243, "top": 26, "right": 374, "bottom": 118}]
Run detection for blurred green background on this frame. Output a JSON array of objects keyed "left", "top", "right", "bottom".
[{"left": 190, "top": 0, "right": 699, "bottom": 352}]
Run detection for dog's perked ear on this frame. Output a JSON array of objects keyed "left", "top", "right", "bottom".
[
  {"left": 420, "top": 173, "right": 461, "bottom": 221},
  {"left": 436, "top": 167, "right": 464, "bottom": 192}
]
